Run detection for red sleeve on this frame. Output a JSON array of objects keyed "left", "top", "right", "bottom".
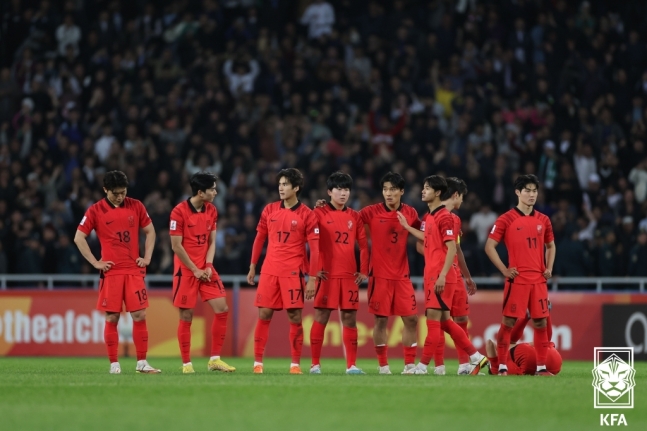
[
  {"left": 454, "top": 215, "right": 462, "bottom": 243},
  {"left": 306, "top": 211, "right": 320, "bottom": 276},
  {"left": 368, "top": 111, "right": 378, "bottom": 135},
  {"left": 438, "top": 213, "right": 456, "bottom": 242},
  {"left": 488, "top": 214, "right": 508, "bottom": 242},
  {"left": 355, "top": 212, "right": 369, "bottom": 275},
  {"left": 389, "top": 113, "right": 407, "bottom": 136},
  {"left": 138, "top": 201, "right": 152, "bottom": 228},
  {"left": 169, "top": 207, "right": 184, "bottom": 236},
  {"left": 77, "top": 206, "right": 95, "bottom": 235},
  {"left": 213, "top": 207, "right": 218, "bottom": 231},
  {"left": 251, "top": 231, "right": 267, "bottom": 265},
  {"left": 407, "top": 207, "right": 421, "bottom": 229},
  {"left": 359, "top": 206, "right": 371, "bottom": 225},
  {"left": 544, "top": 216, "right": 554, "bottom": 243},
  {"left": 257, "top": 206, "right": 269, "bottom": 234}
]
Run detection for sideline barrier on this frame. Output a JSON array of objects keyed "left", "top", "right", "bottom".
[{"left": 1, "top": 288, "right": 646, "bottom": 360}]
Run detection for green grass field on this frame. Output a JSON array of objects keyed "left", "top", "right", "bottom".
[{"left": 0, "top": 358, "right": 645, "bottom": 431}]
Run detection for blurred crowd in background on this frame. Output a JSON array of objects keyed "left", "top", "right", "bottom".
[{"left": 2, "top": 0, "right": 647, "bottom": 285}]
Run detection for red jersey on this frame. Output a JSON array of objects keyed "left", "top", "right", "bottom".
[
  {"left": 488, "top": 207, "right": 554, "bottom": 284},
  {"left": 359, "top": 203, "right": 420, "bottom": 280},
  {"left": 252, "top": 201, "right": 320, "bottom": 278},
  {"left": 421, "top": 205, "right": 457, "bottom": 284},
  {"left": 169, "top": 199, "right": 218, "bottom": 272},
  {"left": 451, "top": 212, "right": 462, "bottom": 279},
  {"left": 314, "top": 203, "right": 369, "bottom": 279},
  {"left": 77, "top": 197, "right": 151, "bottom": 277}
]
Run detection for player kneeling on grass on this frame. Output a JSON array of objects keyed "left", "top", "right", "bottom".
[
  {"left": 74, "top": 170, "right": 160, "bottom": 374},
  {"left": 310, "top": 172, "right": 369, "bottom": 375},
  {"left": 485, "top": 174, "right": 556, "bottom": 376},
  {"left": 398, "top": 175, "right": 488, "bottom": 375},
  {"left": 170, "top": 172, "right": 235, "bottom": 374},
  {"left": 485, "top": 309, "right": 562, "bottom": 376},
  {"left": 247, "top": 168, "right": 320, "bottom": 374}
]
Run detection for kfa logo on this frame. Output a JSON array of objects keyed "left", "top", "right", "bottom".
[
  {"left": 592, "top": 347, "right": 635, "bottom": 409},
  {"left": 600, "top": 414, "right": 628, "bottom": 426}
]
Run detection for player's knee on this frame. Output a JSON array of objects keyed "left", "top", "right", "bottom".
[
  {"left": 131, "top": 309, "right": 146, "bottom": 321},
  {"left": 315, "top": 309, "right": 331, "bottom": 325},
  {"left": 532, "top": 318, "right": 547, "bottom": 328},
  {"left": 454, "top": 315, "right": 468, "bottom": 324},
  {"left": 105, "top": 313, "right": 120, "bottom": 324},
  {"left": 258, "top": 308, "right": 274, "bottom": 320},
  {"left": 340, "top": 312, "right": 356, "bottom": 327},
  {"left": 374, "top": 316, "right": 388, "bottom": 329},
  {"left": 179, "top": 309, "right": 194, "bottom": 322},
  {"left": 402, "top": 315, "right": 418, "bottom": 328},
  {"left": 286, "top": 309, "right": 301, "bottom": 323},
  {"left": 502, "top": 316, "right": 516, "bottom": 327}
]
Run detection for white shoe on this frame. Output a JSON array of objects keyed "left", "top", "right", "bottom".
[
  {"left": 434, "top": 365, "right": 446, "bottom": 375},
  {"left": 310, "top": 364, "right": 321, "bottom": 374},
  {"left": 402, "top": 363, "right": 426, "bottom": 375},
  {"left": 378, "top": 365, "right": 392, "bottom": 375},
  {"left": 346, "top": 365, "right": 365, "bottom": 375},
  {"left": 136, "top": 360, "right": 161, "bottom": 374},
  {"left": 109, "top": 362, "right": 121, "bottom": 374},
  {"left": 468, "top": 353, "right": 488, "bottom": 375},
  {"left": 457, "top": 364, "right": 471, "bottom": 375}
]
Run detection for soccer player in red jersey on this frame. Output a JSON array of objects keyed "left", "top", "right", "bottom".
[
  {"left": 247, "top": 168, "right": 320, "bottom": 374},
  {"left": 433, "top": 177, "right": 478, "bottom": 375},
  {"left": 169, "top": 172, "right": 235, "bottom": 374},
  {"left": 358, "top": 172, "right": 420, "bottom": 375},
  {"left": 74, "top": 171, "right": 160, "bottom": 374},
  {"left": 485, "top": 174, "right": 556, "bottom": 376},
  {"left": 398, "top": 175, "right": 487, "bottom": 375},
  {"left": 309, "top": 172, "right": 369, "bottom": 375}
]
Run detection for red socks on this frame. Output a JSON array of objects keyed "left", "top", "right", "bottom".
[
  {"left": 455, "top": 320, "right": 470, "bottom": 364},
  {"left": 403, "top": 345, "right": 417, "bottom": 366},
  {"left": 132, "top": 320, "right": 148, "bottom": 361},
  {"left": 211, "top": 312, "right": 228, "bottom": 357},
  {"left": 254, "top": 318, "right": 271, "bottom": 363},
  {"left": 434, "top": 327, "right": 445, "bottom": 367},
  {"left": 310, "top": 321, "right": 325, "bottom": 366},
  {"left": 104, "top": 321, "right": 119, "bottom": 363},
  {"left": 534, "top": 326, "right": 550, "bottom": 367},
  {"left": 289, "top": 322, "right": 304, "bottom": 364},
  {"left": 375, "top": 344, "right": 388, "bottom": 367},
  {"left": 178, "top": 320, "right": 192, "bottom": 363},
  {"left": 497, "top": 324, "right": 513, "bottom": 369},
  {"left": 343, "top": 326, "right": 358, "bottom": 368},
  {"left": 421, "top": 320, "right": 440, "bottom": 366},
  {"left": 441, "top": 320, "right": 476, "bottom": 356}
]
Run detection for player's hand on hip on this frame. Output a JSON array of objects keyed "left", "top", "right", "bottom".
[
  {"left": 317, "top": 270, "right": 328, "bottom": 280},
  {"left": 247, "top": 267, "right": 256, "bottom": 285},
  {"left": 93, "top": 260, "right": 114, "bottom": 272},
  {"left": 502, "top": 267, "right": 518, "bottom": 279},
  {"left": 136, "top": 257, "right": 150, "bottom": 267},
  {"left": 543, "top": 269, "right": 552, "bottom": 279},
  {"left": 315, "top": 199, "right": 326, "bottom": 208},
  {"left": 354, "top": 272, "right": 368, "bottom": 285},
  {"left": 466, "top": 278, "right": 477, "bottom": 295},
  {"left": 434, "top": 275, "right": 445, "bottom": 294},
  {"left": 305, "top": 278, "right": 316, "bottom": 300},
  {"left": 396, "top": 211, "right": 410, "bottom": 228}
]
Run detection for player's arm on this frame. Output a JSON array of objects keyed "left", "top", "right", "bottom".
[
  {"left": 170, "top": 235, "right": 208, "bottom": 280},
  {"left": 435, "top": 240, "right": 456, "bottom": 294},
  {"left": 304, "top": 216, "right": 320, "bottom": 300},
  {"left": 484, "top": 238, "right": 518, "bottom": 279},
  {"left": 416, "top": 240, "right": 424, "bottom": 255},
  {"left": 396, "top": 211, "right": 424, "bottom": 240},
  {"left": 74, "top": 230, "right": 114, "bottom": 271},
  {"left": 205, "top": 229, "right": 217, "bottom": 277},
  {"left": 136, "top": 223, "right": 156, "bottom": 267},
  {"left": 456, "top": 243, "right": 476, "bottom": 294},
  {"left": 544, "top": 241, "right": 555, "bottom": 279},
  {"left": 248, "top": 208, "right": 269, "bottom": 285},
  {"left": 355, "top": 218, "right": 369, "bottom": 284}
]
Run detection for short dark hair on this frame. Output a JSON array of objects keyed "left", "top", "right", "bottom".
[
  {"left": 441, "top": 177, "right": 468, "bottom": 200},
  {"left": 327, "top": 171, "right": 353, "bottom": 191},
  {"left": 277, "top": 168, "right": 304, "bottom": 195},
  {"left": 103, "top": 171, "right": 128, "bottom": 190},
  {"left": 380, "top": 172, "right": 405, "bottom": 190},
  {"left": 424, "top": 175, "right": 447, "bottom": 196},
  {"left": 190, "top": 171, "right": 217, "bottom": 196},
  {"left": 514, "top": 174, "right": 540, "bottom": 192}
]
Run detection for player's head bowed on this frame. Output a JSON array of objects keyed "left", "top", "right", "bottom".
[
  {"left": 104, "top": 170, "right": 129, "bottom": 191},
  {"left": 190, "top": 171, "right": 218, "bottom": 197}
]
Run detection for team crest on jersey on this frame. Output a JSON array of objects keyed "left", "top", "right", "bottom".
[
  {"left": 291, "top": 220, "right": 298, "bottom": 231},
  {"left": 102, "top": 299, "right": 107, "bottom": 307},
  {"left": 537, "top": 225, "right": 542, "bottom": 232},
  {"left": 128, "top": 216, "right": 135, "bottom": 227},
  {"left": 420, "top": 221, "right": 426, "bottom": 232},
  {"left": 348, "top": 220, "right": 353, "bottom": 230}
]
